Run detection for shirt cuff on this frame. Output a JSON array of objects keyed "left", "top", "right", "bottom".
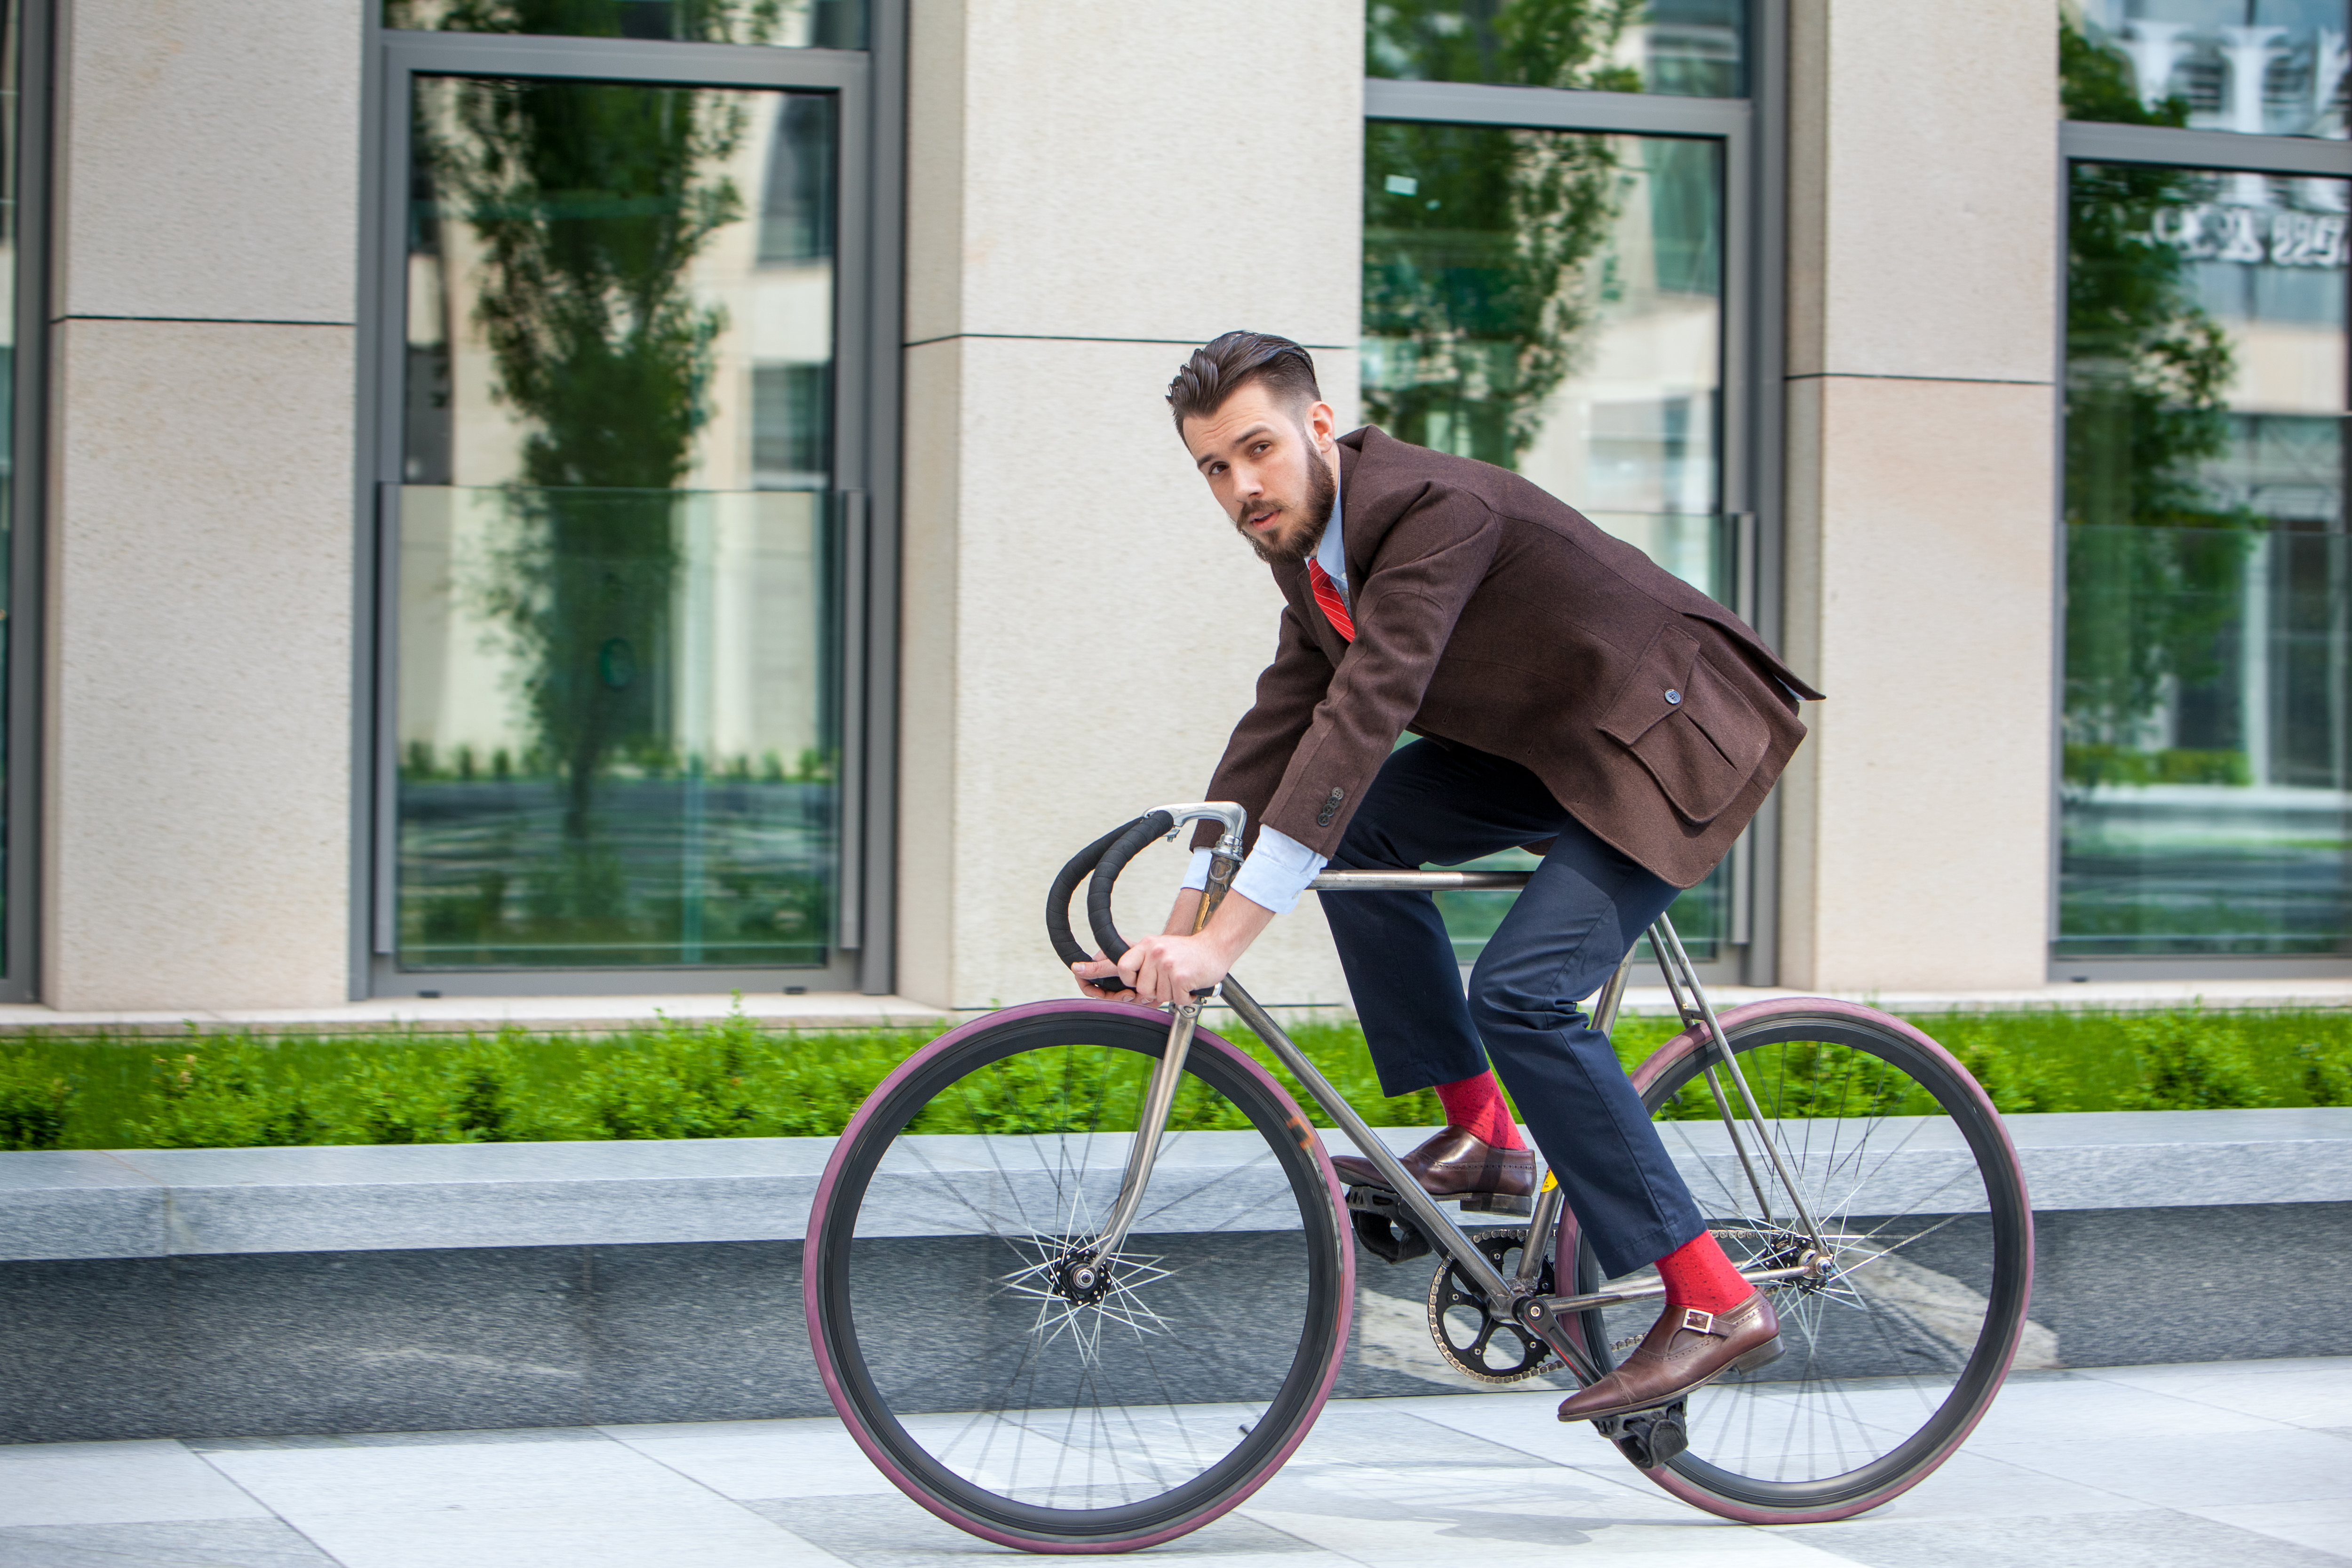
[
  {"left": 1181, "top": 847, "right": 1216, "bottom": 892},
  {"left": 1227, "top": 826, "right": 1328, "bottom": 917}
]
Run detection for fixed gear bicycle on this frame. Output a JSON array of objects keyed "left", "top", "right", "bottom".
[{"left": 804, "top": 803, "right": 2036, "bottom": 1553}]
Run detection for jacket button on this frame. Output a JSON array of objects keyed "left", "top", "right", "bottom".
[{"left": 1664, "top": 688, "right": 1682, "bottom": 705}]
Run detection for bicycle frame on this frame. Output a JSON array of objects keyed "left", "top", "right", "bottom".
[{"left": 1091, "top": 851, "right": 1832, "bottom": 1389}]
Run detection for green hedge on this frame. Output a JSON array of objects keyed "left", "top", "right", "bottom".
[{"left": 0, "top": 1004, "right": 2347, "bottom": 1153}]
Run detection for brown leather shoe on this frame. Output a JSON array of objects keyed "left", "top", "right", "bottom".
[
  {"left": 1328, "top": 1125, "right": 1536, "bottom": 1202},
  {"left": 1555, "top": 1291, "right": 1783, "bottom": 1422}
]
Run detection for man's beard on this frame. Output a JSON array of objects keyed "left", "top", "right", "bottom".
[{"left": 1235, "top": 451, "right": 1339, "bottom": 566}]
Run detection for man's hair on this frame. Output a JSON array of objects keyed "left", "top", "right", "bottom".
[{"left": 1167, "top": 331, "right": 1320, "bottom": 434}]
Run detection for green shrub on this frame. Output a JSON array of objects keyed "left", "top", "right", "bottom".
[
  {"left": 2297, "top": 1039, "right": 2352, "bottom": 1106},
  {"left": 330, "top": 1037, "right": 527, "bottom": 1144},
  {"left": 0, "top": 1050, "right": 74, "bottom": 1150},
  {"left": 559, "top": 1027, "right": 769, "bottom": 1141},
  {"left": 3, "top": 1002, "right": 2338, "bottom": 1154},
  {"left": 137, "top": 1042, "right": 322, "bottom": 1148},
  {"left": 1933, "top": 1022, "right": 2060, "bottom": 1114},
  {"left": 2119, "top": 1014, "right": 2271, "bottom": 1110}
]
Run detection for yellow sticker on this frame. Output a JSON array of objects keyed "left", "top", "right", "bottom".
[{"left": 1541, "top": 1170, "right": 1558, "bottom": 1193}]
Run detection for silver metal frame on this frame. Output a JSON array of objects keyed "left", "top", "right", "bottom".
[
  {"left": 1213, "top": 894, "right": 1825, "bottom": 1386},
  {"left": 349, "top": 14, "right": 905, "bottom": 999},
  {"left": 2048, "top": 117, "right": 2352, "bottom": 981},
  {"left": 1363, "top": 0, "right": 1790, "bottom": 986},
  {"left": 0, "top": 0, "right": 51, "bottom": 1002},
  {"left": 1076, "top": 826, "right": 1828, "bottom": 1387}
]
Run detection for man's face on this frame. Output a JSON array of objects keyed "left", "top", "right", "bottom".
[{"left": 1182, "top": 383, "right": 1341, "bottom": 565}]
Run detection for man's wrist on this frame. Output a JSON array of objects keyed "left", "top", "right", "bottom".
[{"left": 1198, "top": 891, "right": 1274, "bottom": 968}]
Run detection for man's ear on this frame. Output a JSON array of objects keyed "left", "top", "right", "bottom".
[{"left": 1306, "top": 398, "right": 1340, "bottom": 449}]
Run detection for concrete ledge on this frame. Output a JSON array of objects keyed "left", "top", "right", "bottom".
[
  {"left": 5, "top": 1112, "right": 2347, "bottom": 1442},
  {"left": 0, "top": 991, "right": 955, "bottom": 1038},
  {"left": 5, "top": 974, "right": 2347, "bottom": 1039},
  {"left": 1615, "top": 978, "right": 2352, "bottom": 1015},
  {"left": 5, "top": 1108, "right": 2347, "bottom": 1264}
]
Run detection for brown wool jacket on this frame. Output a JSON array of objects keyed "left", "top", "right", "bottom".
[{"left": 1192, "top": 427, "right": 1825, "bottom": 890}]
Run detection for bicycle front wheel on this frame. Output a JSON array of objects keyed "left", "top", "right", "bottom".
[
  {"left": 804, "top": 1000, "right": 1353, "bottom": 1554},
  {"left": 1568, "top": 998, "right": 2035, "bottom": 1524}
]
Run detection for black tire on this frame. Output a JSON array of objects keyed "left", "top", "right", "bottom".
[
  {"left": 1567, "top": 999, "right": 2036, "bottom": 1524},
  {"left": 805, "top": 1001, "right": 1354, "bottom": 1553}
]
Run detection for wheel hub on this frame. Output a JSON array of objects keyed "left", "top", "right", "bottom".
[{"left": 1050, "top": 1250, "right": 1116, "bottom": 1305}]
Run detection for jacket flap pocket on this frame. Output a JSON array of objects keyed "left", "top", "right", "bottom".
[
  {"left": 1625, "top": 653, "right": 1772, "bottom": 824},
  {"left": 1599, "top": 623, "right": 1702, "bottom": 747}
]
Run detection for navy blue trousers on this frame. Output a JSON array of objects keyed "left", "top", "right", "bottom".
[{"left": 1319, "top": 740, "right": 1707, "bottom": 1278}]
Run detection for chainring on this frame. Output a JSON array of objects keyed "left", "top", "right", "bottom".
[{"left": 1424, "top": 1226, "right": 1557, "bottom": 1384}]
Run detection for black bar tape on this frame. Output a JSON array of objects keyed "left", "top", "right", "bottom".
[
  {"left": 1087, "top": 810, "right": 1176, "bottom": 967},
  {"left": 1046, "top": 817, "right": 1145, "bottom": 990}
]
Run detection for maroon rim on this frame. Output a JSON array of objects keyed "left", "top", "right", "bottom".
[
  {"left": 1613, "top": 996, "right": 2036, "bottom": 1523},
  {"left": 800, "top": 998, "right": 1357, "bottom": 1553}
]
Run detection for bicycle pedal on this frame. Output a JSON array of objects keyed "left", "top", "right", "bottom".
[
  {"left": 1343, "top": 1185, "right": 1432, "bottom": 1264},
  {"left": 1459, "top": 1191, "right": 1533, "bottom": 1217},
  {"left": 1593, "top": 1398, "right": 1688, "bottom": 1470}
]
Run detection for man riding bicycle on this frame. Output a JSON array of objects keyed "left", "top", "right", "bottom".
[{"left": 1071, "top": 330, "right": 1824, "bottom": 1422}]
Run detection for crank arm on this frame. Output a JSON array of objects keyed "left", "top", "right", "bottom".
[{"left": 1513, "top": 1295, "right": 1603, "bottom": 1387}]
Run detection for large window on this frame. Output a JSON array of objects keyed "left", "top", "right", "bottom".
[
  {"left": 1362, "top": 0, "right": 1779, "bottom": 979},
  {"left": 363, "top": 7, "right": 899, "bottom": 994},
  {"left": 2059, "top": 13, "right": 2352, "bottom": 971}
]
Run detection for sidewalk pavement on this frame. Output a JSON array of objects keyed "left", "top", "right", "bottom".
[{"left": 0, "top": 1358, "right": 2344, "bottom": 1567}]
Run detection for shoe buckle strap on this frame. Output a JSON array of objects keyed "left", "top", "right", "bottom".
[{"left": 1679, "top": 1307, "right": 1719, "bottom": 1336}]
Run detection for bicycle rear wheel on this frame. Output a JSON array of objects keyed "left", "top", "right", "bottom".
[
  {"left": 1565, "top": 999, "right": 2035, "bottom": 1524},
  {"left": 804, "top": 1000, "right": 1353, "bottom": 1554}
]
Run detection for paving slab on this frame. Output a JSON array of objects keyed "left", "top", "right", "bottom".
[{"left": 0, "top": 1357, "right": 2341, "bottom": 1565}]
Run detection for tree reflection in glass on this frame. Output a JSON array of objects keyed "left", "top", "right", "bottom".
[
  {"left": 385, "top": 0, "right": 867, "bottom": 51},
  {"left": 2060, "top": 19, "right": 2352, "bottom": 957},
  {"left": 1363, "top": 113, "right": 1732, "bottom": 956},
  {"left": 1366, "top": 0, "right": 1747, "bottom": 98},
  {"left": 398, "top": 68, "right": 840, "bottom": 971}
]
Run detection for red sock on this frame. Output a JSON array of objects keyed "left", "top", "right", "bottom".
[
  {"left": 1433, "top": 1071, "right": 1524, "bottom": 1150},
  {"left": 1654, "top": 1231, "right": 1752, "bottom": 1314}
]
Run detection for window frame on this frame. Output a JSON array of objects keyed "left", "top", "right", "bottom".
[
  {"left": 1362, "top": 0, "right": 1789, "bottom": 985},
  {"left": 2051, "top": 115, "right": 2352, "bottom": 980},
  {"left": 349, "top": 9, "right": 905, "bottom": 999},
  {"left": 0, "top": 0, "right": 51, "bottom": 1003}
]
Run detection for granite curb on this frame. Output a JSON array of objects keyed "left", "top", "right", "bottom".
[{"left": 4, "top": 1107, "right": 2347, "bottom": 1264}]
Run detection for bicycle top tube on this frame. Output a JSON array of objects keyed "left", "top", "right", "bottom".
[{"left": 1309, "top": 869, "right": 1532, "bottom": 891}]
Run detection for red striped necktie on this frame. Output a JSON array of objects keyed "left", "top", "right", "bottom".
[{"left": 1307, "top": 560, "right": 1355, "bottom": 642}]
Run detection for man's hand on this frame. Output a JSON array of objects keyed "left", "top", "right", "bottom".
[
  {"left": 1070, "top": 953, "right": 1156, "bottom": 1004},
  {"left": 1068, "top": 890, "right": 1276, "bottom": 1006},
  {"left": 1110, "top": 930, "right": 1239, "bottom": 1006}
]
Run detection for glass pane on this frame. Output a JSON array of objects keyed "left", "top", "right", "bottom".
[
  {"left": 1367, "top": 0, "right": 1746, "bottom": 97},
  {"left": 2066, "top": 2, "right": 2350, "bottom": 139},
  {"left": 399, "top": 75, "right": 841, "bottom": 971},
  {"left": 2061, "top": 160, "right": 2351, "bottom": 957},
  {"left": 385, "top": 0, "right": 866, "bottom": 50},
  {"left": 1364, "top": 122, "right": 1736, "bottom": 961}
]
